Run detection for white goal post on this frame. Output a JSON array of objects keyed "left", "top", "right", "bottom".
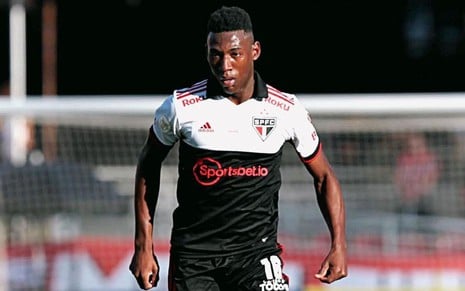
[
  {"left": 2, "top": 92, "right": 465, "bottom": 116},
  {"left": 1, "top": 92, "right": 465, "bottom": 130}
]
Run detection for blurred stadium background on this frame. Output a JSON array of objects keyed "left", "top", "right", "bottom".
[{"left": 1, "top": 1, "right": 465, "bottom": 291}]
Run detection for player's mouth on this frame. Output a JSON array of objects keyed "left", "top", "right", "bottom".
[{"left": 221, "top": 78, "right": 235, "bottom": 88}]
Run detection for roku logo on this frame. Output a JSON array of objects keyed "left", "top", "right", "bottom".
[
  {"left": 193, "top": 157, "right": 269, "bottom": 186},
  {"left": 265, "top": 97, "right": 290, "bottom": 111},
  {"left": 181, "top": 96, "right": 203, "bottom": 107}
]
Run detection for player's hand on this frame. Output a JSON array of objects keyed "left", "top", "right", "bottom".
[
  {"left": 129, "top": 251, "right": 160, "bottom": 290},
  {"left": 314, "top": 246, "right": 347, "bottom": 284}
]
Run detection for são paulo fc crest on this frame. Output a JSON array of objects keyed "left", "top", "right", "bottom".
[{"left": 253, "top": 117, "right": 276, "bottom": 141}]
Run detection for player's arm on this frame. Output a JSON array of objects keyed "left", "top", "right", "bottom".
[
  {"left": 130, "top": 126, "right": 172, "bottom": 290},
  {"left": 302, "top": 146, "right": 348, "bottom": 284}
]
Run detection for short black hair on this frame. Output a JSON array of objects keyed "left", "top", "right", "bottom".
[{"left": 207, "top": 6, "right": 253, "bottom": 33}]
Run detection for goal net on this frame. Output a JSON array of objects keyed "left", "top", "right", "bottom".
[{"left": 1, "top": 93, "right": 465, "bottom": 291}]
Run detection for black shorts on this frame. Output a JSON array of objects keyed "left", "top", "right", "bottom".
[{"left": 168, "top": 246, "right": 289, "bottom": 291}]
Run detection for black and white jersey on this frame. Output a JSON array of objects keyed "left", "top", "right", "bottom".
[{"left": 152, "top": 72, "right": 321, "bottom": 257}]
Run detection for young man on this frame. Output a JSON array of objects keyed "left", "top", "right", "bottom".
[{"left": 129, "top": 6, "right": 347, "bottom": 291}]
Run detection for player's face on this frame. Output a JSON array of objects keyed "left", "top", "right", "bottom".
[{"left": 207, "top": 30, "right": 261, "bottom": 99}]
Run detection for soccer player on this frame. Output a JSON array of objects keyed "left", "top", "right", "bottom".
[{"left": 129, "top": 6, "right": 347, "bottom": 290}]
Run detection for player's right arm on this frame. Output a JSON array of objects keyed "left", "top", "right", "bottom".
[{"left": 130, "top": 126, "right": 172, "bottom": 290}]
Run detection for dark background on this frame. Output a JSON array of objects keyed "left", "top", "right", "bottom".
[{"left": 1, "top": 0, "right": 465, "bottom": 95}]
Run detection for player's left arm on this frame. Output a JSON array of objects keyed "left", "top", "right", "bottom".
[{"left": 302, "top": 148, "right": 348, "bottom": 283}]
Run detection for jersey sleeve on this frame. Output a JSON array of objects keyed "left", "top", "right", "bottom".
[
  {"left": 152, "top": 95, "right": 180, "bottom": 146},
  {"left": 290, "top": 97, "right": 321, "bottom": 159}
]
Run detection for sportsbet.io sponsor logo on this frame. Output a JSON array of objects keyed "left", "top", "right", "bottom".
[{"left": 193, "top": 157, "right": 269, "bottom": 186}]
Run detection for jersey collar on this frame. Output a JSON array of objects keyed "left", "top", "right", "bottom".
[{"left": 206, "top": 71, "right": 268, "bottom": 100}]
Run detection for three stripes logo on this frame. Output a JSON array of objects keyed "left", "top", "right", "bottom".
[
  {"left": 253, "top": 117, "right": 276, "bottom": 141},
  {"left": 199, "top": 121, "right": 214, "bottom": 132}
]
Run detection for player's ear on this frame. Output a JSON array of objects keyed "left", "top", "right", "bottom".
[{"left": 252, "top": 41, "right": 261, "bottom": 61}]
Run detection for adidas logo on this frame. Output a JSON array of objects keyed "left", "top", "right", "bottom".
[{"left": 199, "top": 122, "right": 214, "bottom": 132}]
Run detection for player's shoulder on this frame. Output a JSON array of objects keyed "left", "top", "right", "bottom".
[
  {"left": 172, "top": 79, "right": 208, "bottom": 108},
  {"left": 264, "top": 84, "right": 301, "bottom": 112},
  {"left": 156, "top": 79, "right": 208, "bottom": 116}
]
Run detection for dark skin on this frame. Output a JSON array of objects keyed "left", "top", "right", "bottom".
[
  {"left": 303, "top": 153, "right": 348, "bottom": 283},
  {"left": 207, "top": 30, "right": 260, "bottom": 104},
  {"left": 129, "top": 129, "right": 169, "bottom": 290},
  {"left": 129, "top": 29, "right": 347, "bottom": 290}
]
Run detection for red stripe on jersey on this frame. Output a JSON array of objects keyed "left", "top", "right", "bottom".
[
  {"left": 301, "top": 142, "right": 322, "bottom": 164},
  {"left": 177, "top": 79, "right": 207, "bottom": 93},
  {"left": 176, "top": 80, "right": 207, "bottom": 99},
  {"left": 267, "top": 85, "right": 295, "bottom": 105}
]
